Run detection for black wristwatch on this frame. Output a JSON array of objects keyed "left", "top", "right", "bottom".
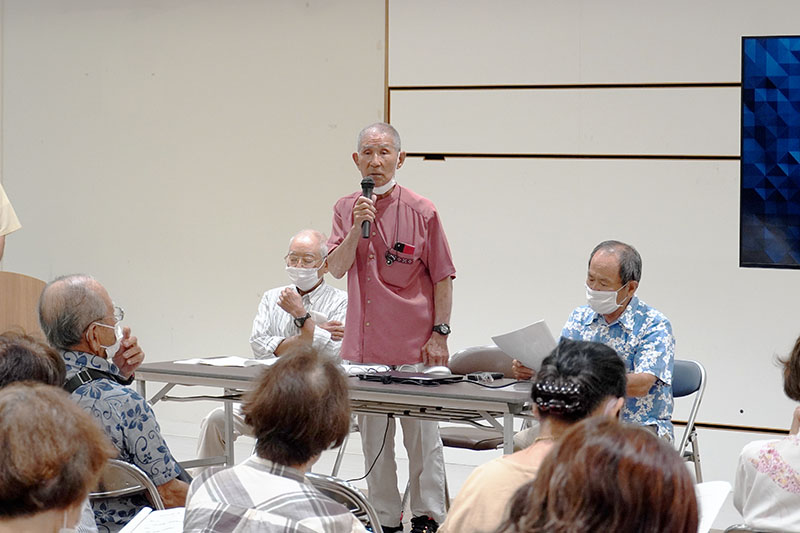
[
  {"left": 432, "top": 323, "right": 451, "bottom": 336},
  {"left": 294, "top": 312, "right": 311, "bottom": 328}
]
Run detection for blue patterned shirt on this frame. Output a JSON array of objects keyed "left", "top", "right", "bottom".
[
  {"left": 561, "top": 296, "right": 675, "bottom": 440},
  {"left": 63, "top": 350, "right": 181, "bottom": 532}
]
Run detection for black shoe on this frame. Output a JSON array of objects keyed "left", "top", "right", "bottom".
[
  {"left": 380, "top": 525, "right": 403, "bottom": 533},
  {"left": 410, "top": 516, "right": 439, "bottom": 533}
]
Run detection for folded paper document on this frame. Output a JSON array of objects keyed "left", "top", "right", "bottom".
[
  {"left": 174, "top": 356, "right": 277, "bottom": 367},
  {"left": 491, "top": 320, "right": 558, "bottom": 371},
  {"left": 119, "top": 507, "right": 184, "bottom": 533}
]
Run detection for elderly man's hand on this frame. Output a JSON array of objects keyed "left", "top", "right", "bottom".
[
  {"left": 112, "top": 326, "right": 145, "bottom": 379},
  {"left": 352, "top": 196, "right": 377, "bottom": 232},
  {"left": 421, "top": 334, "right": 449, "bottom": 367},
  {"left": 319, "top": 320, "right": 344, "bottom": 341},
  {"left": 277, "top": 287, "right": 306, "bottom": 318},
  {"left": 511, "top": 359, "right": 535, "bottom": 381}
]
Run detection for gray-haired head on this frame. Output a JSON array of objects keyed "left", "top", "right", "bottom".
[
  {"left": 357, "top": 122, "right": 401, "bottom": 152},
  {"left": 288, "top": 229, "right": 328, "bottom": 259},
  {"left": 589, "top": 240, "right": 642, "bottom": 285},
  {"left": 38, "top": 274, "right": 108, "bottom": 350}
]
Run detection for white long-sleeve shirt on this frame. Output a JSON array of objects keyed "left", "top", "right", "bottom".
[{"left": 249, "top": 281, "right": 348, "bottom": 361}]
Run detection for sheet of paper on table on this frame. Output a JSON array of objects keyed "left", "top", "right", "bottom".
[
  {"left": 491, "top": 320, "right": 558, "bottom": 371},
  {"left": 174, "top": 356, "right": 278, "bottom": 367},
  {"left": 119, "top": 507, "right": 185, "bottom": 533}
]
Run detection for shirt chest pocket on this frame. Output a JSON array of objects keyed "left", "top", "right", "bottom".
[{"left": 377, "top": 247, "right": 422, "bottom": 289}]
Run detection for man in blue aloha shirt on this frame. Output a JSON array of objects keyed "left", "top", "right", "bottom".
[
  {"left": 514, "top": 240, "right": 675, "bottom": 441},
  {"left": 39, "top": 274, "right": 188, "bottom": 532}
]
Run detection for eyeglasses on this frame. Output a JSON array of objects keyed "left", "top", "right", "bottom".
[
  {"left": 284, "top": 253, "right": 324, "bottom": 267},
  {"left": 112, "top": 305, "right": 125, "bottom": 324}
]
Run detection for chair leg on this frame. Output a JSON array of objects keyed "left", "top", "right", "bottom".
[
  {"left": 332, "top": 431, "right": 350, "bottom": 477},
  {"left": 690, "top": 430, "right": 702, "bottom": 483}
]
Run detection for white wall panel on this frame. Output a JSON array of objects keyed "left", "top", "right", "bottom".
[
  {"left": 1, "top": 0, "right": 384, "bottom": 360},
  {"left": 391, "top": 87, "right": 739, "bottom": 155},
  {"left": 390, "top": 0, "right": 800, "bottom": 85}
]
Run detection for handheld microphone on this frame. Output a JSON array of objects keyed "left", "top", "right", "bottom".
[{"left": 360, "top": 177, "right": 374, "bottom": 239}]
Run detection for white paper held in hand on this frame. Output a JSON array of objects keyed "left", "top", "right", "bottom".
[{"left": 491, "top": 320, "right": 557, "bottom": 371}]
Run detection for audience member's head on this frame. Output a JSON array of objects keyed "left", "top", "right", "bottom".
[
  {"left": 0, "top": 383, "right": 116, "bottom": 530},
  {"left": 38, "top": 273, "right": 118, "bottom": 357},
  {"left": 588, "top": 240, "right": 642, "bottom": 285},
  {"left": 532, "top": 339, "right": 626, "bottom": 429},
  {"left": 285, "top": 229, "right": 329, "bottom": 291},
  {"left": 242, "top": 345, "right": 350, "bottom": 469},
  {"left": 0, "top": 331, "right": 65, "bottom": 387},
  {"left": 499, "top": 417, "right": 698, "bottom": 533},
  {"left": 781, "top": 334, "right": 800, "bottom": 402}
]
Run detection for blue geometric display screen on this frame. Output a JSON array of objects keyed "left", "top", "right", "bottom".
[{"left": 741, "top": 36, "right": 800, "bottom": 269}]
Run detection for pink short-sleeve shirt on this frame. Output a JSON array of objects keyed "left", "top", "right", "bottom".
[{"left": 328, "top": 185, "right": 456, "bottom": 365}]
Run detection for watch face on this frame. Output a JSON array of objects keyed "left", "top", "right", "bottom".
[{"left": 434, "top": 324, "right": 451, "bottom": 335}]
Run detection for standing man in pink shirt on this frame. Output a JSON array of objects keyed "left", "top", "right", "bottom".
[{"left": 327, "top": 123, "right": 455, "bottom": 533}]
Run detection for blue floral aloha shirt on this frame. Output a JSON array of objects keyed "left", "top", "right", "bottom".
[
  {"left": 62, "top": 350, "right": 181, "bottom": 532},
  {"left": 561, "top": 296, "right": 675, "bottom": 440}
]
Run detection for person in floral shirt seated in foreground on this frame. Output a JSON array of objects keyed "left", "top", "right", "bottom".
[{"left": 39, "top": 274, "right": 188, "bottom": 532}]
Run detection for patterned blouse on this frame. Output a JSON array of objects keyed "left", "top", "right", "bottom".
[
  {"left": 63, "top": 350, "right": 181, "bottom": 532},
  {"left": 184, "top": 455, "right": 367, "bottom": 532},
  {"left": 735, "top": 434, "right": 800, "bottom": 532},
  {"left": 561, "top": 296, "right": 675, "bottom": 440}
]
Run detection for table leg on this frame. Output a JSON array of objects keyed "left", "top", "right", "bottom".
[
  {"left": 224, "top": 390, "right": 235, "bottom": 466},
  {"left": 503, "top": 413, "right": 514, "bottom": 454}
]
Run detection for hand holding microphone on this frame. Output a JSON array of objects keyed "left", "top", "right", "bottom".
[{"left": 359, "top": 177, "right": 375, "bottom": 239}]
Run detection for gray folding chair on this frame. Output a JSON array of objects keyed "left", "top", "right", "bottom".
[
  {"left": 306, "top": 472, "right": 382, "bottom": 532},
  {"left": 673, "top": 359, "right": 707, "bottom": 482},
  {"left": 439, "top": 344, "right": 516, "bottom": 452},
  {"left": 724, "top": 525, "right": 774, "bottom": 532},
  {"left": 90, "top": 459, "right": 164, "bottom": 510}
]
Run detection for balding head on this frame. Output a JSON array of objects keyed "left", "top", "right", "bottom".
[
  {"left": 357, "top": 122, "right": 402, "bottom": 152},
  {"left": 288, "top": 229, "right": 327, "bottom": 260},
  {"left": 38, "top": 274, "right": 110, "bottom": 350}
]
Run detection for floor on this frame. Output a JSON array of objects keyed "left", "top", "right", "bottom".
[{"left": 159, "top": 415, "right": 742, "bottom": 532}]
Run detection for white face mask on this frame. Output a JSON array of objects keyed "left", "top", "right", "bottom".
[
  {"left": 373, "top": 178, "right": 396, "bottom": 195},
  {"left": 585, "top": 283, "right": 628, "bottom": 315},
  {"left": 59, "top": 509, "right": 77, "bottom": 533},
  {"left": 94, "top": 322, "right": 123, "bottom": 359},
  {"left": 286, "top": 265, "right": 322, "bottom": 291}
]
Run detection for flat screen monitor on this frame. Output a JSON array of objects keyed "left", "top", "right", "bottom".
[{"left": 740, "top": 35, "right": 800, "bottom": 269}]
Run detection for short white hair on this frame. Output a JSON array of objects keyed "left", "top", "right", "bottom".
[
  {"left": 357, "top": 122, "right": 401, "bottom": 152},
  {"left": 288, "top": 229, "right": 328, "bottom": 259}
]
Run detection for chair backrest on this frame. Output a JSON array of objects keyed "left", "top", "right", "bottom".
[
  {"left": 448, "top": 345, "right": 515, "bottom": 376},
  {"left": 724, "top": 525, "right": 775, "bottom": 532},
  {"left": 0, "top": 271, "right": 46, "bottom": 338},
  {"left": 306, "top": 472, "right": 382, "bottom": 532},
  {"left": 90, "top": 459, "right": 165, "bottom": 510},
  {"left": 673, "top": 359, "right": 707, "bottom": 454}
]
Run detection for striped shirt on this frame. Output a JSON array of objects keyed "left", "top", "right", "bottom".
[
  {"left": 249, "top": 281, "right": 348, "bottom": 360},
  {"left": 183, "top": 455, "right": 368, "bottom": 533}
]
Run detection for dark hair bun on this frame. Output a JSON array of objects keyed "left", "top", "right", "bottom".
[{"left": 533, "top": 380, "right": 583, "bottom": 415}]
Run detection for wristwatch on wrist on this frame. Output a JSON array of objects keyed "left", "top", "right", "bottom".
[
  {"left": 294, "top": 312, "right": 311, "bottom": 328},
  {"left": 432, "top": 323, "right": 451, "bottom": 336}
]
